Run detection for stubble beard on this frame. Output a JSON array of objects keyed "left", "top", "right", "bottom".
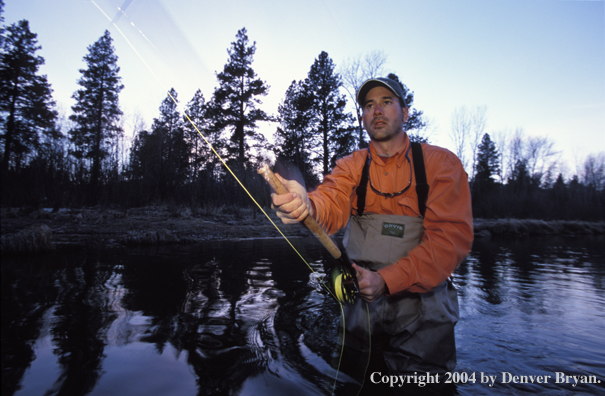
[{"left": 367, "top": 120, "right": 403, "bottom": 143}]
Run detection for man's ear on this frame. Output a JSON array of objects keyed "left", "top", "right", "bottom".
[{"left": 402, "top": 107, "right": 410, "bottom": 123}]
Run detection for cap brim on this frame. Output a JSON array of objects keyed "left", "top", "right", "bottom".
[{"left": 356, "top": 78, "right": 403, "bottom": 106}]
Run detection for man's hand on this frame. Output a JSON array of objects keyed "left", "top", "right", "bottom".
[
  {"left": 270, "top": 173, "right": 312, "bottom": 224},
  {"left": 352, "top": 263, "right": 386, "bottom": 302}
]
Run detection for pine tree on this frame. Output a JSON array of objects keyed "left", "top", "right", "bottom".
[
  {"left": 385, "top": 73, "right": 428, "bottom": 143},
  {"left": 208, "top": 28, "right": 271, "bottom": 167},
  {"left": 184, "top": 89, "right": 212, "bottom": 178},
  {"left": 474, "top": 133, "right": 500, "bottom": 193},
  {"left": 0, "top": 1, "right": 4, "bottom": 39},
  {"left": 148, "top": 89, "right": 190, "bottom": 199},
  {"left": 128, "top": 129, "right": 151, "bottom": 182},
  {"left": 306, "top": 51, "right": 354, "bottom": 176},
  {"left": 551, "top": 173, "right": 568, "bottom": 218},
  {"left": 0, "top": 20, "right": 57, "bottom": 173},
  {"left": 508, "top": 159, "right": 531, "bottom": 193},
  {"left": 273, "top": 79, "right": 318, "bottom": 187},
  {"left": 69, "top": 30, "right": 123, "bottom": 202}
]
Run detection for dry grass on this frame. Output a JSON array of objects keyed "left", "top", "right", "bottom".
[
  {"left": 1, "top": 224, "right": 54, "bottom": 253},
  {"left": 122, "top": 228, "right": 180, "bottom": 246},
  {"left": 3, "top": 205, "right": 603, "bottom": 253}
]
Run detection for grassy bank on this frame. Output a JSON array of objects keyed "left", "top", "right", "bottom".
[
  {"left": 0, "top": 205, "right": 301, "bottom": 254},
  {"left": 1, "top": 206, "right": 604, "bottom": 253},
  {"left": 473, "top": 218, "right": 605, "bottom": 238}
]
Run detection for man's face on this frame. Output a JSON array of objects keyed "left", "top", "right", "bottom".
[{"left": 362, "top": 86, "right": 409, "bottom": 142}]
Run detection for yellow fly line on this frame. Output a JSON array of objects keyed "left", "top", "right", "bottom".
[
  {"left": 177, "top": 96, "right": 355, "bottom": 395},
  {"left": 178, "top": 94, "right": 372, "bottom": 396},
  {"left": 89, "top": 2, "right": 371, "bottom": 393}
]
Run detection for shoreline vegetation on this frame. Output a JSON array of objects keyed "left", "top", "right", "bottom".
[{"left": 1, "top": 206, "right": 604, "bottom": 254}]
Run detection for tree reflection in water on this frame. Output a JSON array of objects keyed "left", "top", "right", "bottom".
[
  {"left": 2, "top": 239, "right": 345, "bottom": 396},
  {"left": 2, "top": 236, "right": 605, "bottom": 396}
]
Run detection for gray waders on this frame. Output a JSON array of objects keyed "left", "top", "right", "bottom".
[{"left": 341, "top": 213, "right": 459, "bottom": 375}]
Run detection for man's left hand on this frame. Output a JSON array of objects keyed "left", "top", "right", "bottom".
[{"left": 352, "top": 264, "right": 386, "bottom": 302}]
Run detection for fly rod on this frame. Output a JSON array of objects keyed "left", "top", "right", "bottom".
[{"left": 258, "top": 164, "right": 359, "bottom": 304}]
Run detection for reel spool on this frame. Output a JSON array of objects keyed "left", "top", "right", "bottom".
[{"left": 331, "top": 265, "right": 359, "bottom": 305}]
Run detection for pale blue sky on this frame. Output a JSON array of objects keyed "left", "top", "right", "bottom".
[{"left": 4, "top": 0, "right": 604, "bottom": 176}]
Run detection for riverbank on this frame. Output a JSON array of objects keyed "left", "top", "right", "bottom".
[
  {"left": 1, "top": 206, "right": 604, "bottom": 254},
  {"left": 473, "top": 218, "right": 605, "bottom": 238}
]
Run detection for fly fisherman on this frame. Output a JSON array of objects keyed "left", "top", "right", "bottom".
[{"left": 271, "top": 77, "right": 473, "bottom": 395}]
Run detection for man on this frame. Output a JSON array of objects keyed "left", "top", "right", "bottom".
[{"left": 271, "top": 77, "right": 473, "bottom": 394}]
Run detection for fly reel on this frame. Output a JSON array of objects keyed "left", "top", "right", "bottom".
[
  {"left": 257, "top": 165, "right": 360, "bottom": 305},
  {"left": 331, "top": 264, "right": 359, "bottom": 305}
]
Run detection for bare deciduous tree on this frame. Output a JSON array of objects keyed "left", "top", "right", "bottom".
[
  {"left": 340, "top": 51, "right": 387, "bottom": 148},
  {"left": 507, "top": 128, "right": 526, "bottom": 180},
  {"left": 469, "top": 106, "right": 487, "bottom": 179},
  {"left": 449, "top": 106, "right": 472, "bottom": 172},
  {"left": 502, "top": 129, "right": 560, "bottom": 186},
  {"left": 449, "top": 106, "right": 487, "bottom": 177},
  {"left": 525, "top": 135, "right": 559, "bottom": 185},
  {"left": 582, "top": 152, "right": 605, "bottom": 190}
]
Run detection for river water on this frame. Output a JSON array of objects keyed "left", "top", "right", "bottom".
[{"left": 2, "top": 235, "right": 604, "bottom": 395}]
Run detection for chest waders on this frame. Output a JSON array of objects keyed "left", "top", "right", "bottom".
[{"left": 342, "top": 143, "right": 459, "bottom": 375}]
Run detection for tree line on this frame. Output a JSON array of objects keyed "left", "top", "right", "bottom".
[
  {"left": 1, "top": 9, "right": 603, "bottom": 221},
  {"left": 451, "top": 107, "right": 604, "bottom": 220}
]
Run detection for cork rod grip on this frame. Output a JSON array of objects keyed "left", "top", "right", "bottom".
[{"left": 258, "top": 164, "right": 343, "bottom": 260}]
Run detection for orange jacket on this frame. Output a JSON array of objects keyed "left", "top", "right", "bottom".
[{"left": 309, "top": 135, "right": 473, "bottom": 294}]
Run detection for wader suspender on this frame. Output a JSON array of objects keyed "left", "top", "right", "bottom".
[
  {"left": 355, "top": 142, "right": 429, "bottom": 217},
  {"left": 412, "top": 142, "right": 429, "bottom": 218}
]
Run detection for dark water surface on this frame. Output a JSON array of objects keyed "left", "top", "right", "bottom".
[{"left": 2, "top": 235, "right": 604, "bottom": 395}]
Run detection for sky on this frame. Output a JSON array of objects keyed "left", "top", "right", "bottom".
[{"left": 3, "top": 0, "right": 605, "bottom": 176}]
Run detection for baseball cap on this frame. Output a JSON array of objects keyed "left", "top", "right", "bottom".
[{"left": 356, "top": 77, "right": 406, "bottom": 107}]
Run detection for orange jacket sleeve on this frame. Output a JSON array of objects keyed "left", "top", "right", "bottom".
[
  {"left": 309, "top": 149, "right": 366, "bottom": 234},
  {"left": 377, "top": 146, "right": 473, "bottom": 294}
]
